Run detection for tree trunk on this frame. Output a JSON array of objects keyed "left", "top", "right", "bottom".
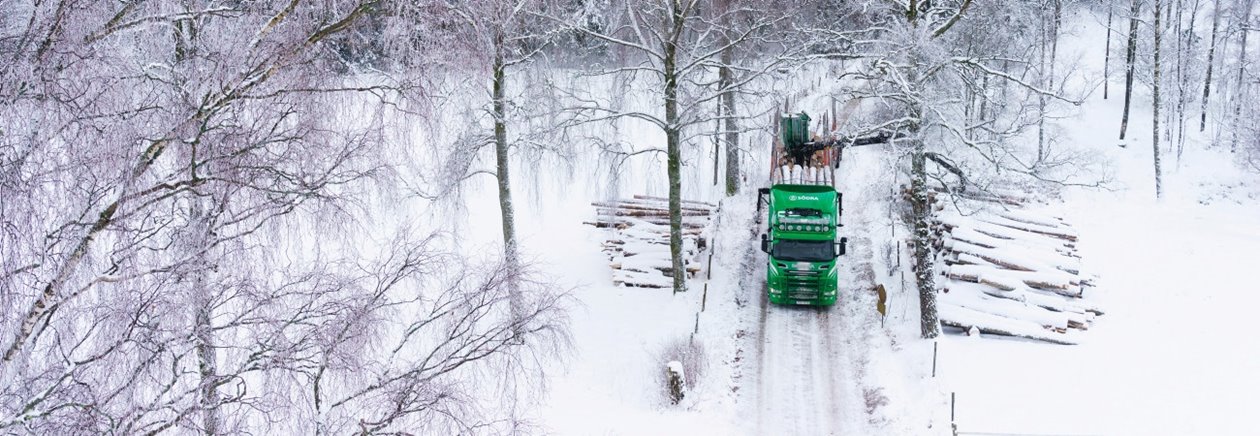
[
  {"left": 665, "top": 0, "right": 686, "bottom": 294},
  {"left": 178, "top": 19, "right": 221, "bottom": 433},
  {"left": 713, "top": 115, "right": 720, "bottom": 186},
  {"left": 1176, "top": 0, "right": 1196, "bottom": 164},
  {"left": 1037, "top": 4, "right": 1048, "bottom": 163},
  {"left": 1201, "top": 0, "right": 1222, "bottom": 132},
  {"left": 1050, "top": 0, "right": 1062, "bottom": 91},
  {"left": 1037, "top": 0, "right": 1062, "bottom": 164},
  {"left": 719, "top": 0, "right": 739, "bottom": 196},
  {"left": 721, "top": 54, "right": 739, "bottom": 196},
  {"left": 183, "top": 196, "right": 222, "bottom": 436},
  {"left": 1230, "top": 0, "right": 1255, "bottom": 152},
  {"left": 493, "top": 32, "right": 523, "bottom": 327},
  {"left": 1120, "top": 0, "right": 1141, "bottom": 140},
  {"left": 195, "top": 290, "right": 220, "bottom": 434},
  {"left": 1154, "top": 0, "right": 1164, "bottom": 198},
  {"left": 1105, "top": 5, "right": 1113, "bottom": 99},
  {"left": 911, "top": 136, "right": 939, "bottom": 339},
  {"left": 976, "top": 74, "right": 989, "bottom": 139},
  {"left": 1163, "top": 1, "right": 1175, "bottom": 146}
]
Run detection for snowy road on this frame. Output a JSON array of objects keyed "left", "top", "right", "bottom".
[
  {"left": 750, "top": 297, "right": 840, "bottom": 435},
  {"left": 736, "top": 144, "right": 891, "bottom": 436}
]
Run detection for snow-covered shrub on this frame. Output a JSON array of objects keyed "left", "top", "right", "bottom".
[{"left": 657, "top": 336, "right": 707, "bottom": 403}]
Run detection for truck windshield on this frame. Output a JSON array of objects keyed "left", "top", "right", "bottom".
[{"left": 771, "top": 240, "right": 834, "bottom": 262}]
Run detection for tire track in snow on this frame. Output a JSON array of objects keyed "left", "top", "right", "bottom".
[
  {"left": 738, "top": 148, "right": 886, "bottom": 436},
  {"left": 749, "top": 286, "right": 842, "bottom": 435}
]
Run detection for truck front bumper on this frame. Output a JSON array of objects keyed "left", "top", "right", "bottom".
[{"left": 768, "top": 288, "right": 837, "bottom": 306}]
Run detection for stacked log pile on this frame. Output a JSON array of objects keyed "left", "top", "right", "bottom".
[
  {"left": 932, "top": 193, "right": 1103, "bottom": 345},
  {"left": 584, "top": 195, "right": 716, "bottom": 289},
  {"left": 772, "top": 164, "right": 834, "bottom": 186}
]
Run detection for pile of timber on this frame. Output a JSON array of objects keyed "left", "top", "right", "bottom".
[
  {"left": 584, "top": 195, "right": 716, "bottom": 289},
  {"left": 931, "top": 192, "right": 1103, "bottom": 345}
]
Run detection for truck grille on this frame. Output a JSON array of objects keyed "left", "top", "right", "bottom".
[{"left": 785, "top": 270, "right": 821, "bottom": 299}]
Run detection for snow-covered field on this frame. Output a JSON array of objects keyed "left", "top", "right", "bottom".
[
  {"left": 939, "top": 11, "right": 1260, "bottom": 436},
  {"left": 941, "top": 114, "right": 1260, "bottom": 435}
]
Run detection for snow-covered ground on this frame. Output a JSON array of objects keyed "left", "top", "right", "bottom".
[
  {"left": 938, "top": 10, "right": 1260, "bottom": 436},
  {"left": 941, "top": 119, "right": 1260, "bottom": 436},
  {"left": 441, "top": 78, "right": 949, "bottom": 434},
  {"left": 428, "top": 9, "right": 1259, "bottom": 436}
]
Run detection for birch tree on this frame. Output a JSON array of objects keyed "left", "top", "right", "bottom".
[
  {"left": 718, "top": 0, "right": 741, "bottom": 196},
  {"left": 832, "top": 0, "right": 982, "bottom": 339},
  {"left": 1202, "top": 0, "right": 1224, "bottom": 131},
  {"left": 1228, "top": 0, "right": 1256, "bottom": 152},
  {"left": 828, "top": 0, "right": 1091, "bottom": 338},
  {"left": 1120, "top": 0, "right": 1142, "bottom": 141},
  {"left": 1154, "top": 0, "right": 1165, "bottom": 197},
  {"left": 410, "top": 0, "right": 565, "bottom": 335},
  {"left": 0, "top": 1, "right": 569, "bottom": 433},
  {"left": 553, "top": 0, "right": 796, "bottom": 294},
  {"left": 1106, "top": 1, "right": 1114, "bottom": 99}
]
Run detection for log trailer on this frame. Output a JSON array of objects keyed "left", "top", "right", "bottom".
[{"left": 758, "top": 112, "right": 849, "bottom": 306}]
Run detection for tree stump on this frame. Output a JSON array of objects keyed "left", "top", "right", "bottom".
[{"left": 666, "top": 361, "right": 686, "bottom": 405}]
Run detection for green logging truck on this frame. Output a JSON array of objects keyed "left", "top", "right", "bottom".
[{"left": 758, "top": 112, "right": 848, "bottom": 306}]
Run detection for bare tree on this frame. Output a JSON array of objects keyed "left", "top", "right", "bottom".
[
  {"left": 1154, "top": 0, "right": 1165, "bottom": 197},
  {"left": 552, "top": 0, "right": 796, "bottom": 294},
  {"left": 718, "top": 0, "right": 741, "bottom": 196},
  {"left": 1229, "top": 0, "right": 1256, "bottom": 151},
  {"left": 1121, "top": 0, "right": 1142, "bottom": 141},
  {"left": 1106, "top": 1, "right": 1114, "bottom": 99},
  {"left": 826, "top": 0, "right": 1093, "bottom": 338},
  {"left": 824, "top": 0, "right": 980, "bottom": 339},
  {"left": 0, "top": 2, "right": 569, "bottom": 433},
  {"left": 1202, "top": 0, "right": 1225, "bottom": 131},
  {"left": 418, "top": 0, "right": 562, "bottom": 335},
  {"left": 1173, "top": 0, "right": 1203, "bottom": 163}
]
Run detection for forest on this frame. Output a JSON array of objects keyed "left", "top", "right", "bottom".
[{"left": 1, "top": 0, "right": 1257, "bottom": 434}]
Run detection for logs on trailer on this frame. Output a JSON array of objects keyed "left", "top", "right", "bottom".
[
  {"left": 932, "top": 191, "right": 1102, "bottom": 344},
  {"left": 587, "top": 196, "right": 716, "bottom": 289}
]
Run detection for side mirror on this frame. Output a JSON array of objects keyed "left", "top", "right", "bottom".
[
  {"left": 836, "top": 237, "right": 848, "bottom": 257},
  {"left": 760, "top": 234, "right": 769, "bottom": 253},
  {"left": 836, "top": 193, "right": 844, "bottom": 227}
]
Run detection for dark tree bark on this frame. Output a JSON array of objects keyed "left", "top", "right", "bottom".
[
  {"left": 721, "top": 42, "right": 739, "bottom": 196},
  {"left": 665, "top": 0, "right": 686, "bottom": 294},
  {"left": 1154, "top": 0, "right": 1164, "bottom": 198},
  {"left": 910, "top": 135, "right": 939, "bottom": 339},
  {"left": 1201, "top": 0, "right": 1223, "bottom": 131},
  {"left": 1120, "top": 0, "right": 1141, "bottom": 140},
  {"left": 1105, "top": 5, "right": 1113, "bottom": 99},
  {"left": 1038, "top": 3, "right": 1048, "bottom": 162},
  {"left": 718, "top": 0, "right": 739, "bottom": 196},
  {"left": 492, "top": 30, "right": 523, "bottom": 329},
  {"left": 713, "top": 115, "right": 720, "bottom": 186},
  {"left": 1230, "top": 0, "right": 1256, "bottom": 151},
  {"left": 172, "top": 13, "right": 222, "bottom": 434},
  {"left": 1175, "top": 0, "right": 1197, "bottom": 163},
  {"left": 1038, "top": 0, "right": 1063, "bottom": 164}
]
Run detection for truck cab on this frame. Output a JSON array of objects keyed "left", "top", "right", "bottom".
[{"left": 759, "top": 184, "right": 847, "bottom": 306}]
